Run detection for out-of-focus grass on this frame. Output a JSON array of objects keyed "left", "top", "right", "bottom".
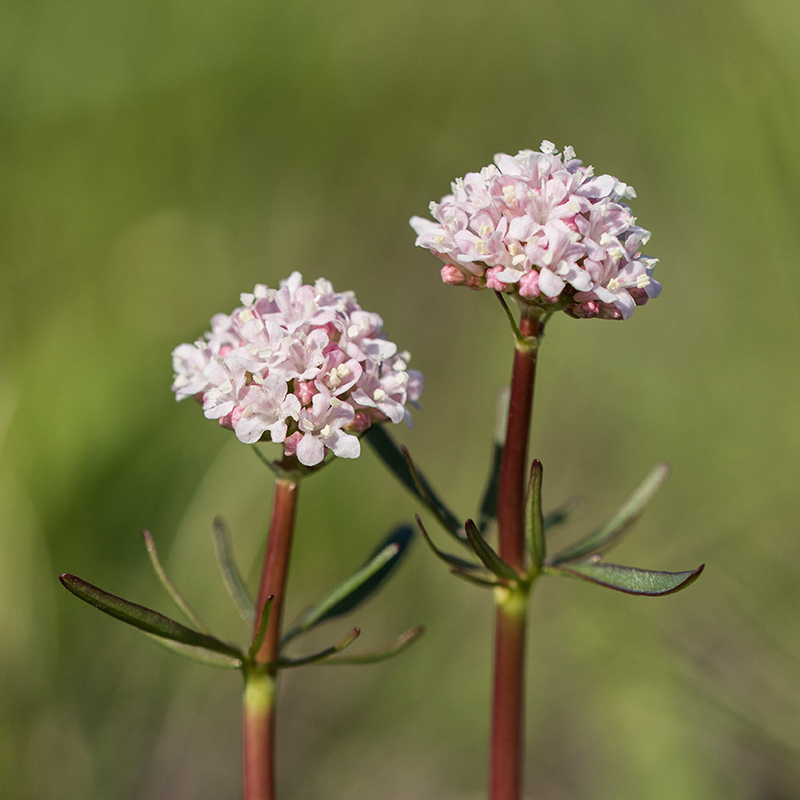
[{"left": 2, "top": 0, "right": 800, "bottom": 797}]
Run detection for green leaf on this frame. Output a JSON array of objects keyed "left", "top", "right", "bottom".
[
  {"left": 321, "top": 625, "right": 425, "bottom": 665},
  {"left": 364, "top": 425, "right": 463, "bottom": 540},
  {"left": 145, "top": 634, "right": 242, "bottom": 669},
  {"left": 277, "top": 627, "right": 360, "bottom": 668},
  {"left": 60, "top": 574, "right": 244, "bottom": 660},
  {"left": 141, "top": 530, "right": 212, "bottom": 634},
  {"left": 549, "top": 558, "right": 704, "bottom": 596},
  {"left": 550, "top": 463, "right": 671, "bottom": 565},
  {"left": 449, "top": 568, "right": 500, "bottom": 588},
  {"left": 281, "top": 525, "right": 414, "bottom": 646},
  {"left": 212, "top": 517, "right": 256, "bottom": 627},
  {"left": 415, "top": 515, "right": 482, "bottom": 572},
  {"left": 477, "top": 441, "right": 503, "bottom": 534},
  {"left": 524, "top": 460, "right": 545, "bottom": 573},
  {"left": 464, "top": 520, "right": 521, "bottom": 584}
]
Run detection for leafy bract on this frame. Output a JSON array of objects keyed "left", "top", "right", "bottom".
[
  {"left": 525, "top": 460, "right": 545, "bottom": 572},
  {"left": 464, "top": 520, "right": 521, "bottom": 584},
  {"left": 142, "top": 530, "right": 212, "bottom": 634},
  {"left": 60, "top": 574, "right": 243, "bottom": 661},
  {"left": 212, "top": 517, "right": 256, "bottom": 627},
  {"left": 549, "top": 558, "right": 704, "bottom": 596},
  {"left": 277, "top": 628, "right": 360, "bottom": 668},
  {"left": 321, "top": 626, "right": 425, "bottom": 666}
]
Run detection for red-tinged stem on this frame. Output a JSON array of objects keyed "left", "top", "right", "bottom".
[
  {"left": 496, "top": 312, "right": 541, "bottom": 571},
  {"left": 490, "top": 310, "right": 541, "bottom": 800},
  {"left": 243, "top": 669, "right": 276, "bottom": 800},
  {"left": 253, "top": 477, "right": 299, "bottom": 664},
  {"left": 490, "top": 592, "right": 527, "bottom": 800},
  {"left": 243, "top": 474, "right": 300, "bottom": 800}
]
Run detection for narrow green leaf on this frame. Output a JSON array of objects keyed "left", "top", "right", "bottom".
[
  {"left": 550, "top": 463, "right": 671, "bottom": 565},
  {"left": 494, "top": 290, "right": 524, "bottom": 342},
  {"left": 401, "top": 446, "right": 465, "bottom": 540},
  {"left": 248, "top": 596, "right": 274, "bottom": 660},
  {"left": 141, "top": 530, "right": 212, "bottom": 635},
  {"left": 543, "top": 497, "right": 583, "bottom": 532},
  {"left": 477, "top": 442, "right": 503, "bottom": 534},
  {"left": 415, "top": 515, "right": 482, "bottom": 572},
  {"left": 60, "top": 574, "right": 243, "bottom": 660},
  {"left": 450, "top": 568, "right": 500, "bottom": 588},
  {"left": 277, "top": 627, "right": 360, "bottom": 668},
  {"left": 524, "top": 460, "right": 545, "bottom": 572},
  {"left": 321, "top": 626, "right": 425, "bottom": 665},
  {"left": 364, "top": 425, "right": 464, "bottom": 540},
  {"left": 145, "top": 634, "right": 243, "bottom": 669},
  {"left": 212, "top": 517, "right": 256, "bottom": 627},
  {"left": 281, "top": 525, "right": 414, "bottom": 645},
  {"left": 464, "top": 520, "right": 521, "bottom": 584},
  {"left": 549, "top": 558, "right": 705, "bottom": 596},
  {"left": 477, "top": 389, "right": 509, "bottom": 534}
]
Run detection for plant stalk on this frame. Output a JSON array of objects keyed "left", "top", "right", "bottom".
[
  {"left": 243, "top": 473, "right": 300, "bottom": 800},
  {"left": 490, "top": 310, "right": 541, "bottom": 800}
]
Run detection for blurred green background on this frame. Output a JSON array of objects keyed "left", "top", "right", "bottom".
[{"left": 2, "top": 0, "right": 800, "bottom": 797}]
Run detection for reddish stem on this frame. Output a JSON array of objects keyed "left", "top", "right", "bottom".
[
  {"left": 490, "top": 310, "right": 541, "bottom": 800},
  {"left": 496, "top": 313, "right": 541, "bottom": 571},
  {"left": 254, "top": 477, "right": 299, "bottom": 664},
  {"left": 490, "top": 598, "right": 527, "bottom": 800},
  {"left": 243, "top": 475, "right": 300, "bottom": 800}
]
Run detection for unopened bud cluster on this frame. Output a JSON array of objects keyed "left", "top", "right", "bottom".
[
  {"left": 410, "top": 142, "right": 661, "bottom": 319},
  {"left": 172, "top": 272, "right": 422, "bottom": 466}
]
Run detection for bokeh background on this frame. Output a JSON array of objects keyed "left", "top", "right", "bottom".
[{"left": 2, "top": 0, "right": 800, "bottom": 797}]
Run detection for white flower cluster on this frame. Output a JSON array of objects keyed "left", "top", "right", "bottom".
[
  {"left": 171, "top": 273, "right": 422, "bottom": 467},
  {"left": 410, "top": 142, "right": 661, "bottom": 319}
]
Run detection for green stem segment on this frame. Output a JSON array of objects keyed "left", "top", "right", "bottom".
[
  {"left": 243, "top": 474, "right": 300, "bottom": 800},
  {"left": 491, "top": 310, "right": 541, "bottom": 800}
]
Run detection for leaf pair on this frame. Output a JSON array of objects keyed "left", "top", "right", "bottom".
[
  {"left": 62, "top": 521, "right": 424, "bottom": 671},
  {"left": 373, "top": 421, "right": 703, "bottom": 598}
]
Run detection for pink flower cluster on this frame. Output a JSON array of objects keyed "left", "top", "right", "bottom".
[
  {"left": 171, "top": 273, "right": 422, "bottom": 467},
  {"left": 410, "top": 142, "right": 661, "bottom": 320}
]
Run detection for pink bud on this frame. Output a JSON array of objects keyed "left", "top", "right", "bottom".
[
  {"left": 346, "top": 411, "right": 373, "bottom": 433},
  {"left": 485, "top": 267, "right": 509, "bottom": 292},
  {"left": 441, "top": 265, "right": 467, "bottom": 285},
  {"left": 295, "top": 381, "right": 317, "bottom": 405},
  {"left": 283, "top": 431, "right": 302, "bottom": 456},
  {"left": 518, "top": 271, "right": 540, "bottom": 299}
]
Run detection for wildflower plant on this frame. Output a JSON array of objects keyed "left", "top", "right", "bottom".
[
  {"left": 59, "top": 142, "right": 702, "bottom": 800},
  {"left": 61, "top": 273, "right": 424, "bottom": 800},
  {"left": 370, "top": 141, "right": 701, "bottom": 799}
]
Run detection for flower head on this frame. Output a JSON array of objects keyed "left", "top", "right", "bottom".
[
  {"left": 172, "top": 273, "right": 422, "bottom": 467},
  {"left": 410, "top": 142, "right": 661, "bottom": 319}
]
